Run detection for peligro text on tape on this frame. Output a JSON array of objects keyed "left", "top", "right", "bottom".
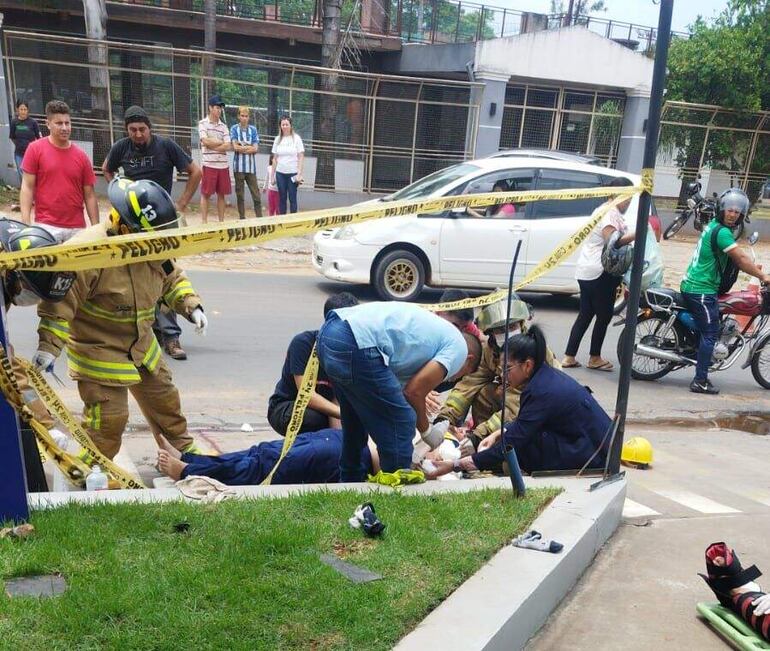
[
  {"left": 261, "top": 344, "right": 320, "bottom": 485},
  {"left": 0, "top": 186, "right": 640, "bottom": 272},
  {"left": 19, "top": 359, "right": 146, "bottom": 490}
]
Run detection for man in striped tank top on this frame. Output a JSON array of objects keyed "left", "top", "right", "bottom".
[{"left": 230, "top": 106, "right": 263, "bottom": 219}]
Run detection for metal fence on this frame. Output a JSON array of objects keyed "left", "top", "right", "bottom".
[
  {"left": 108, "top": 0, "right": 685, "bottom": 53},
  {"left": 654, "top": 101, "right": 770, "bottom": 207},
  {"left": 3, "top": 29, "right": 480, "bottom": 193},
  {"left": 500, "top": 84, "right": 625, "bottom": 168}
]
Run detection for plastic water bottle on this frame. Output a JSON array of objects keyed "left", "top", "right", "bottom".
[{"left": 86, "top": 465, "right": 108, "bottom": 491}]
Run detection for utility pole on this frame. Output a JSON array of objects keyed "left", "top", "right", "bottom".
[
  {"left": 606, "top": 0, "right": 674, "bottom": 477},
  {"left": 203, "top": 0, "right": 216, "bottom": 97}
]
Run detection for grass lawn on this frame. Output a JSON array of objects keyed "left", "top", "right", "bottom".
[{"left": 1, "top": 487, "right": 558, "bottom": 650}]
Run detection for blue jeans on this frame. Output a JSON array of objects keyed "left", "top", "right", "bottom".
[
  {"left": 682, "top": 292, "right": 720, "bottom": 382},
  {"left": 154, "top": 302, "right": 181, "bottom": 340},
  {"left": 317, "top": 315, "right": 415, "bottom": 481},
  {"left": 14, "top": 153, "right": 23, "bottom": 184},
  {"left": 275, "top": 171, "right": 298, "bottom": 214}
]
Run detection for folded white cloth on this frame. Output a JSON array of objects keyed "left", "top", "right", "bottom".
[{"left": 175, "top": 475, "right": 237, "bottom": 503}]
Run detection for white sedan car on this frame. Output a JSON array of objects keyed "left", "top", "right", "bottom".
[{"left": 313, "top": 157, "right": 647, "bottom": 301}]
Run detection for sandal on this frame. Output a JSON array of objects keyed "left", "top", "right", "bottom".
[
  {"left": 561, "top": 360, "right": 582, "bottom": 369},
  {"left": 587, "top": 360, "right": 614, "bottom": 372}
]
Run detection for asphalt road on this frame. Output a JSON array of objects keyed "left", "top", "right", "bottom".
[{"left": 6, "top": 269, "right": 766, "bottom": 430}]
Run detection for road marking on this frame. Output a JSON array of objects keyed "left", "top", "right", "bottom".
[
  {"left": 653, "top": 490, "right": 741, "bottom": 514},
  {"left": 623, "top": 499, "right": 660, "bottom": 518}
]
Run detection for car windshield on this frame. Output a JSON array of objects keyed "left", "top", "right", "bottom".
[{"left": 385, "top": 163, "right": 480, "bottom": 201}]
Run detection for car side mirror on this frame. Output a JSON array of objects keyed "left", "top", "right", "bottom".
[{"left": 749, "top": 232, "right": 759, "bottom": 245}]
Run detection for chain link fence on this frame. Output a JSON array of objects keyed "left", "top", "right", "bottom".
[
  {"left": 654, "top": 101, "right": 770, "bottom": 208},
  {"left": 4, "top": 29, "right": 480, "bottom": 193}
]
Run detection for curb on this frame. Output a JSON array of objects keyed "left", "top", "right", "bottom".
[{"left": 394, "top": 477, "right": 626, "bottom": 651}]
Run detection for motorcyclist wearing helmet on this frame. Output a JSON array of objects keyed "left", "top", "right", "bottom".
[
  {"left": 434, "top": 295, "right": 558, "bottom": 451},
  {"left": 0, "top": 218, "right": 75, "bottom": 489},
  {"left": 680, "top": 188, "right": 770, "bottom": 394},
  {"left": 33, "top": 178, "right": 210, "bottom": 460}
]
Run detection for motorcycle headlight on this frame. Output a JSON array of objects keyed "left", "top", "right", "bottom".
[{"left": 334, "top": 225, "right": 357, "bottom": 240}]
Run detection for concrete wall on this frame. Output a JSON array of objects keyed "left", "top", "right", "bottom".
[
  {"left": 385, "top": 42, "right": 475, "bottom": 76},
  {"left": 474, "top": 26, "right": 654, "bottom": 92}
]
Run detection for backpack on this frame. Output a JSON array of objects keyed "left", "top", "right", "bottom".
[{"left": 710, "top": 225, "right": 739, "bottom": 295}]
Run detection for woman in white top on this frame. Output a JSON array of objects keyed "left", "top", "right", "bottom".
[
  {"left": 562, "top": 176, "right": 636, "bottom": 372},
  {"left": 271, "top": 115, "right": 305, "bottom": 214}
]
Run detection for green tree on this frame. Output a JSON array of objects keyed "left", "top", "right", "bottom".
[{"left": 665, "top": 0, "right": 769, "bottom": 201}]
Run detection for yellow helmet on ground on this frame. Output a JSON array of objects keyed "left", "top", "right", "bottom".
[{"left": 621, "top": 436, "right": 653, "bottom": 468}]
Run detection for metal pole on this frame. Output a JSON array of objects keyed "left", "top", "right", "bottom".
[{"left": 607, "top": 0, "right": 673, "bottom": 476}]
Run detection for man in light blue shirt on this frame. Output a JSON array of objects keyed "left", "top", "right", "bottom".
[
  {"left": 317, "top": 302, "right": 475, "bottom": 481},
  {"left": 230, "top": 106, "right": 262, "bottom": 218}
]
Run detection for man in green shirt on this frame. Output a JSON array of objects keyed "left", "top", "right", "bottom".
[{"left": 680, "top": 188, "right": 770, "bottom": 394}]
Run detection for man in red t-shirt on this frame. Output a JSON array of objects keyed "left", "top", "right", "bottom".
[{"left": 20, "top": 100, "right": 99, "bottom": 238}]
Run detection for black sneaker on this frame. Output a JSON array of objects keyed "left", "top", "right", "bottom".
[{"left": 690, "top": 378, "right": 719, "bottom": 395}]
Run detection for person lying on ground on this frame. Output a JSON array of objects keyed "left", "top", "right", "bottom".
[
  {"left": 434, "top": 296, "right": 558, "bottom": 450},
  {"left": 157, "top": 429, "right": 379, "bottom": 485},
  {"left": 316, "top": 301, "right": 480, "bottom": 481},
  {"left": 267, "top": 292, "right": 359, "bottom": 436},
  {"left": 424, "top": 325, "right": 610, "bottom": 478}
]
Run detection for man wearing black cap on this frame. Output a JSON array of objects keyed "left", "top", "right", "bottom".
[
  {"left": 198, "top": 95, "right": 232, "bottom": 223},
  {"left": 102, "top": 105, "right": 203, "bottom": 361}
]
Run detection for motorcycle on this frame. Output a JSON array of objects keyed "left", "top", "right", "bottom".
[
  {"left": 663, "top": 178, "right": 721, "bottom": 240},
  {"left": 618, "top": 233, "right": 770, "bottom": 388}
]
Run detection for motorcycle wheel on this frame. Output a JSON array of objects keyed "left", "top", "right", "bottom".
[
  {"left": 663, "top": 213, "right": 688, "bottom": 240},
  {"left": 618, "top": 314, "right": 685, "bottom": 381},
  {"left": 613, "top": 282, "right": 627, "bottom": 316},
  {"left": 750, "top": 340, "right": 770, "bottom": 389}
]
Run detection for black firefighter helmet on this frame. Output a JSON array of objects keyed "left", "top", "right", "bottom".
[
  {"left": 0, "top": 218, "right": 75, "bottom": 302},
  {"left": 108, "top": 177, "right": 180, "bottom": 234}
]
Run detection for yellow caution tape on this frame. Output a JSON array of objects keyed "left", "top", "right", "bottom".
[
  {"left": 0, "top": 186, "right": 640, "bottom": 273},
  {"left": 19, "top": 359, "right": 146, "bottom": 489},
  {"left": 422, "top": 193, "right": 631, "bottom": 313},
  {"left": 0, "top": 344, "right": 89, "bottom": 486},
  {"left": 641, "top": 168, "right": 654, "bottom": 194},
  {"left": 261, "top": 343, "right": 320, "bottom": 486}
]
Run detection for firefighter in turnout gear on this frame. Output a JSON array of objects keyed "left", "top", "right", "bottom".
[
  {"left": 33, "top": 178, "right": 208, "bottom": 459},
  {"left": 434, "top": 296, "right": 558, "bottom": 450},
  {"left": 0, "top": 218, "right": 76, "bottom": 489}
]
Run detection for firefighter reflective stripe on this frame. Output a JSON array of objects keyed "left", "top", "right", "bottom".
[
  {"left": 81, "top": 301, "right": 156, "bottom": 324},
  {"left": 164, "top": 279, "right": 195, "bottom": 306},
  {"left": 39, "top": 317, "right": 70, "bottom": 342},
  {"left": 128, "top": 190, "right": 154, "bottom": 231},
  {"left": 67, "top": 348, "right": 141, "bottom": 383},
  {"left": 486, "top": 411, "right": 502, "bottom": 433},
  {"left": 443, "top": 392, "right": 472, "bottom": 421},
  {"left": 142, "top": 337, "right": 162, "bottom": 372},
  {"left": 85, "top": 402, "right": 101, "bottom": 430}
]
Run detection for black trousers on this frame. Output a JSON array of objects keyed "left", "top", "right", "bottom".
[
  {"left": 565, "top": 272, "right": 621, "bottom": 358},
  {"left": 267, "top": 398, "right": 329, "bottom": 437}
]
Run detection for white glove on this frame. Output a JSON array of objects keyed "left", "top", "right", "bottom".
[
  {"left": 191, "top": 308, "right": 208, "bottom": 336},
  {"left": 752, "top": 593, "right": 770, "bottom": 616},
  {"left": 420, "top": 420, "right": 450, "bottom": 450},
  {"left": 32, "top": 350, "right": 56, "bottom": 373}
]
